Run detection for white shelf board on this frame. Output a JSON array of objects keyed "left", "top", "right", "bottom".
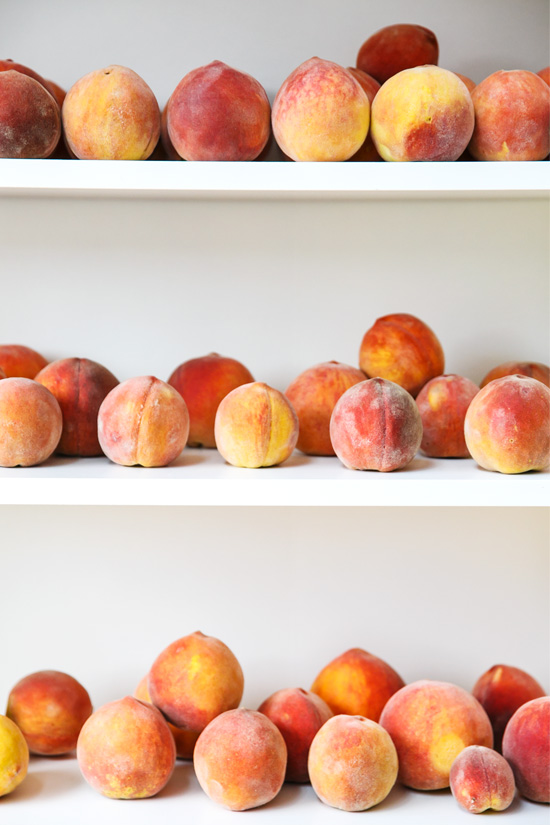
[
  {"left": 0, "top": 449, "right": 547, "bottom": 506},
  {"left": 0, "top": 159, "right": 548, "bottom": 200}
]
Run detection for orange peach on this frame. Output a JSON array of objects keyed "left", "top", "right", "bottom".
[
  {"left": 272, "top": 57, "right": 370, "bottom": 162},
  {"left": 450, "top": 745, "right": 515, "bottom": 813},
  {"left": 77, "top": 696, "right": 175, "bottom": 799},
  {"left": 0, "top": 715, "right": 29, "bottom": 797},
  {"left": 357, "top": 24, "right": 439, "bottom": 84},
  {"left": 416, "top": 374, "right": 479, "bottom": 458},
  {"left": 134, "top": 675, "right": 199, "bottom": 760},
  {"left": 0, "top": 377, "right": 62, "bottom": 467},
  {"left": 379, "top": 680, "right": 493, "bottom": 790},
  {"left": 0, "top": 70, "right": 60, "bottom": 158},
  {"left": 168, "top": 353, "right": 254, "bottom": 448},
  {"left": 538, "top": 67, "right": 550, "bottom": 86},
  {"left": 194, "top": 708, "right": 287, "bottom": 811},
  {"left": 464, "top": 375, "right": 550, "bottom": 473},
  {"left": 0, "top": 344, "right": 48, "bottom": 378},
  {"left": 502, "top": 696, "right": 550, "bottom": 803},
  {"left": 480, "top": 361, "right": 550, "bottom": 389},
  {"left": 214, "top": 381, "right": 298, "bottom": 468},
  {"left": 346, "top": 68, "right": 382, "bottom": 161}
]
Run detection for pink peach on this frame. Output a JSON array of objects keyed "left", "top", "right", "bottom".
[
  {"left": 0, "top": 70, "right": 60, "bottom": 158},
  {"left": 416, "top": 374, "right": 479, "bottom": 458}
]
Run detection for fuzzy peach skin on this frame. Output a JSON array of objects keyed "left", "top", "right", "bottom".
[
  {"left": 7, "top": 670, "right": 92, "bottom": 755},
  {"left": 77, "top": 696, "right": 175, "bottom": 799},
  {"left": 416, "top": 374, "right": 479, "bottom": 458},
  {"left": 0, "top": 344, "right": 48, "bottom": 379},
  {"left": 469, "top": 70, "right": 550, "bottom": 161},
  {"left": 330, "top": 378, "right": 423, "bottom": 472},
  {"left": 194, "top": 708, "right": 287, "bottom": 811},
  {"left": 450, "top": 745, "right": 515, "bottom": 813},
  {"left": 480, "top": 361, "right": 550, "bottom": 389},
  {"left": 464, "top": 375, "right": 550, "bottom": 473},
  {"left": 0, "top": 70, "right": 61, "bottom": 158},
  {"left": 357, "top": 24, "right": 439, "bottom": 84},
  {"left": 503, "top": 696, "right": 550, "bottom": 803},
  {"left": 272, "top": 57, "right": 370, "bottom": 162},
  {"left": 0, "top": 715, "right": 28, "bottom": 797},
  {"left": 134, "top": 675, "right": 199, "bottom": 760},
  {"left": 62, "top": 65, "right": 160, "bottom": 160},
  {"left": 285, "top": 361, "right": 365, "bottom": 455},
  {"left": 0, "top": 377, "right": 62, "bottom": 467},
  {"left": 35, "top": 357, "right": 119, "bottom": 457},
  {"left": 538, "top": 67, "right": 550, "bottom": 86},
  {"left": 258, "top": 688, "right": 333, "bottom": 782},
  {"left": 98, "top": 375, "right": 189, "bottom": 467},
  {"left": 346, "top": 68, "right": 382, "bottom": 161},
  {"left": 308, "top": 714, "right": 398, "bottom": 811},
  {"left": 168, "top": 353, "right": 254, "bottom": 448},
  {"left": 214, "top": 381, "right": 298, "bottom": 468},
  {"left": 371, "top": 65, "right": 475, "bottom": 162},
  {"left": 472, "top": 665, "right": 546, "bottom": 753}
]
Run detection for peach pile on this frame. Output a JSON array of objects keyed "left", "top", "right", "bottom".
[
  {"left": 0, "top": 715, "right": 29, "bottom": 797},
  {"left": 450, "top": 745, "right": 515, "bottom": 813},
  {"left": 502, "top": 696, "right": 550, "bottom": 803},
  {"left": 0, "top": 70, "right": 60, "bottom": 158},
  {"left": 0, "top": 377, "right": 62, "bottom": 467},
  {"left": 416, "top": 374, "right": 479, "bottom": 458},
  {"left": 357, "top": 24, "right": 439, "bottom": 84},
  {"left": 480, "top": 360, "right": 550, "bottom": 388},
  {"left": 134, "top": 675, "right": 199, "bottom": 760},
  {"left": 0, "top": 344, "right": 48, "bottom": 378}
]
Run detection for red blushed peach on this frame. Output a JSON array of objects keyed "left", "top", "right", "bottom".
[
  {"left": 469, "top": 70, "right": 550, "bottom": 161},
  {"left": 272, "top": 57, "right": 370, "bottom": 162},
  {"left": 357, "top": 24, "right": 439, "bottom": 84},
  {"left": 35, "top": 357, "right": 119, "bottom": 457},
  {"left": 0, "top": 715, "right": 29, "bottom": 797},
  {"left": 379, "top": 680, "right": 493, "bottom": 790},
  {"left": 258, "top": 688, "right": 333, "bottom": 783},
  {"left": 346, "top": 68, "right": 382, "bottom": 161},
  {"left": 473, "top": 665, "right": 546, "bottom": 752},
  {"left": 330, "top": 378, "right": 423, "bottom": 472},
  {"left": 480, "top": 361, "right": 550, "bottom": 389},
  {"left": 0, "top": 71, "right": 60, "bottom": 158},
  {"left": 168, "top": 353, "right": 254, "bottom": 448},
  {"left": 464, "top": 375, "right": 550, "bottom": 473},
  {"left": 502, "top": 696, "right": 550, "bottom": 803},
  {"left": 98, "top": 376, "right": 189, "bottom": 467},
  {"left": 538, "top": 67, "right": 550, "bottom": 86},
  {"left": 77, "top": 696, "right": 175, "bottom": 799},
  {"left": 194, "top": 708, "right": 287, "bottom": 811},
  {"left": 166, "top": 61, "right": 270, "bottom": 161},
  {"left": 0, "top": 377, "right": 62, "bottom": 467},
  {"left": 134, "top": 675, "right": 199, "bottom": 760},
  {"left": 285, "top": 361, "right": 365, "bottom": 456},
  {"left": 6, "top": 670, "right": 92, "bottom": 756},
  {"left": 416, "top": 374, "right": 479, "bottom": 458},
  {"left": 0, "top": 344, "right": 48, "bottom": 379},
  {"left": 308, "top": 715, "right": 398, "bottom": 811},
  {"left": 450, "top": 745, "right": 515, "bottom": 813}
]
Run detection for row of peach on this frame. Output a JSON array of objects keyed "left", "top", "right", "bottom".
[{"left": 1, "top": 633, "right": 548, "bottom": 811}]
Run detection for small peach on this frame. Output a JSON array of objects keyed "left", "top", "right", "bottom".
[
  {"left": 416, "top": 374, "right": 479, "bottom": 458},
  {"left": 450, "top": 745, "right": 515, "bottom": 813},
  {"left": 480, "top": 361, "right": 550, "bottom": 389},
  {"left": 502, "top": 696, "right": 550, "bottom": 803}
]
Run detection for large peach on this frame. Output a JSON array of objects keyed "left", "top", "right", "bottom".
[
  {"left": 416, "top": 374, "right": 479, "bottom": 458},
  {"left": 0, "top": 70, "right": 60, "bottom": 158},
  {"left": 502, "top": 696, "right": 550, "bottom": 803},
  {"left": 0, "top": 715, "right": 28, "bottom": 797},
  {"left": 450, "top": 745, "right": 515, "bottom": 813},
  {"left": 346, "top": 68, "right": 382, "bottom": 161},
  {"left": 357, "top": 24, "right": 439, "bottom": 84},
  {"left": 0, "top": 377, "right": 62, "bottom": 467},
  {"left": 480, "top": 361, "right": 550, "bottom": 389},
  {"left": 134, "top": 675, "right": 199, "bottom": 760},
  {"left": 0, "top": 344, "right": 48, "bottom": 378}
]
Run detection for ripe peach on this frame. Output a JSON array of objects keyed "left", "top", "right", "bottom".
[
  {"left": 194, "top": 708, "right": 286, "bottom": 811},
  {"left": 379, "top": 680, "right": 494, "bottom": 790},
  {"left": 346, "top": 68, "right": 382, "bottom": 161},
  {"left": 35, "top": 357, "right": 119, "bottom": 457},
  {"left": 464, "top": 375, "right": 550, "bottom": 473},
  {"left": 502, "top": 696, "right": 550, "bottom": 803},
  {"left": 168, "top": 353, "right": 254, "bottom": 448},
  {"left": 416, "top": 374, "right": 479, "bottom": 458},
  {"left": 473, "top": 665, "right": 546, "bottom": 752},
  {"left": 0, "top": 715, "right": 28, "bottom": 797},
  {"left": 450, "top": 745, "right": 515, "bottom": 813},
  {"left": 285, "top": 361, "right": 365, "bottom": 455},
  {"left": 357, "top": 24, "right": 439, "bottom": 84},
  {"left": 330, "top": 378, "right": 423, "bottom": 472},
  {"left": 0, "top": 70, "right": 60, "bottom": 158},
  {"left": 134, "top": 675, "right": 199, "bottom": 760},
  {"left": 308, "top": 715, "right": 398, "bottom": 811},
  {"left": 538, "top": 67, "right": 550, "bottom": 86},
  {"left": 6, "top": 670, "right": 92, "bottom": 755},
  {"left": 469, "top": 70, "right": 550, "bottom": 161},
  {"left": 214, "top": 381, "right": 298, "bottom": 468},
  {"left": 98, "top": 375, "right": 189, "bottom": 467},
  {"left": 272, "top": 57, "right": 370, "bottom": 162},
  {"left": 0, "top": 344, "right": 48, "bottom": 378},
  {"left": 0, "top": 377, "right": 62, "bottom": 467},
  {"left": 311, "top": 647, "right": 405, "bottom": 722},
  {"left": 480, "top": 361, "right": 550, "bottom": 389},
  {"left": 62, "top": 65, "right": 161, "bottom": 160},
  {"left": 77, "top": 696, "right": 175, "bottom": 799}
]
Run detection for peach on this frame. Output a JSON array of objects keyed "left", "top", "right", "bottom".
[
  {"left": 272, "top": 57, "right": 370, "bottom": 162},
  {"left": 35, "top": 357, "right": 119, "bottom": 457},
  {"left": 469, "top": 70, "right": 550, "bottom": 161},
  {"left": 134, "top": 675, "right": 199, "bottom": 760},
  {"left": 450, "top": 745, "right": 515, "bottom": 813},
  {"left": 311, "top": 647, "right": 405, "bottom": 722},
  {"left": 148, "top": 630, "right": 244, "bottom": 732},
  {"left": 379, "top": 680, "right": 494, "bottom": 790},
  {"left": 357, "top": 24, "right": 439, "bottom": 84},
  {"left": 416, "top": 374, "right": 479, "bottom": 458},
  {"left": 464, "top": 375, "right": 550, "bottom": 473},
  {"left": 473, "top": 664, "right": 546, "bottom": 752},
  {"left": 62, "top": 65, "right": 161, "bottom": 160},
  {"left": 214, "top": 381, "right": 298, "bottom": 468},
  {"left": 0, "top": 715, "right": 28, "bottom": 797},
  {"left": 309, "top": 715, "right": 398, "bottom": 811},
  {"left": 258, "top": 688, "right": 333, "bottom": 782},
  {"left": 77, "top": 696, "right": 175, "bottom": 799},
  {"left": 98, "top": 375, "right": 189, "bottom": 467},
  {"left": 0, "top": 344, "right": 48, "bottom": 379},
  {"left": 453, "top": 72, "right": 476, "bottom": 93},
  {"left": 371, "top": 65, "right": 475, "bottom": 162},
  {"left": 168, "top": 353, "right": 254, "bottom": 448},
  {"left": 538, "top": 67, "right": 550, "bottom": 86},
  {"left": 7, "top": 670, "right": 92, "bottom": 755},
  {"left": 359, "top": 313, "right": 445, "bottom": 397},
  {"left": 285, "top": 361, "right": 365, "bottom": 455},
  {"left": 480, "top": 361, "right": 550, "bottom": 389},
  {"left": 502, "top": 696, "right": 550, "bottom": 803},
  {"left": 194, "top": 708, "right": 287, "bottom": 811},
  {"left": 0, "top": 70, "right": 60, "bottom": 158},
  {"left": 330, "top": 378, "right": 423, "bottom": 472},
  {"left": 346, "top": 68, "right": 382, "bottom": 161},
  {"left": 0, "top": 377, "right": 62, "bottom": 467}
]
